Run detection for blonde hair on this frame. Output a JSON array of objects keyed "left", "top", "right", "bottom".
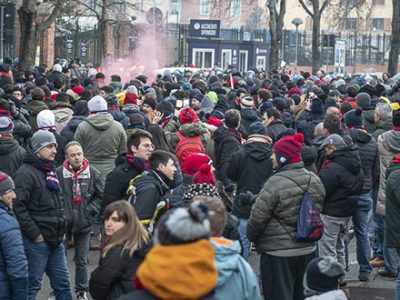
[{"left": 102, "top": 200, "right": 149, "bottom": 258}]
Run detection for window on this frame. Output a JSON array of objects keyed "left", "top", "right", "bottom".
[
  {"left": 193, "top": 48, "right": 214, "bottom": 68},
  {"left": 112, "top": 2, "right": 127, "bottom": 13},
  {"left": 200, "top": 0, "right": 209, "bottom": 16},
  {"left": 239, "top": 50, "right": 248, "bottom": 73},
  {"left": 231, "top": 0, "right": 240, "bottom": 17},
  {"left": 256, "top": 56, "right": 266, "bottom": 71},
  {"left": 372, "top": 18, "right": 385, "bottom": 30},
  {"left": 345, "top": 18, "right": 357, "bottom": 30},
  {"left": 221, "top": 49, "right": 232, "bottom": 69}
]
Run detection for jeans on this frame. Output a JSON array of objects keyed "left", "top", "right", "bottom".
[
  {"left": 23, "top": 237, "right": 72, "bottom": 300},
  {"left": 375, "top": 215, "right": 399, "bottom": 273},
  {"left": 72, "top": 232, "right": 91, "bottom": 292},
  {"left": 318, "top": 214, "right": 351, "bottom": 269},
  {"left": 374, "top": 214, "right": 385, "bottom": 259},
  {"left": 353, "top": 193, "right": 372, "bottom": 277},
  {"left": 238, "top": 218, "right": 250, "bottom": 260}
]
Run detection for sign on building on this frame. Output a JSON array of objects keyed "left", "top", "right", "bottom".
[
  {"left": 334, "top": 40, "right": 346, "bottom": 74},
  {"left": 189, "top": 19, "right": 220, "bottom": 39}
]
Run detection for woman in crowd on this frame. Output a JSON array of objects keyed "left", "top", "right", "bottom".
[{"left": 89, "top": 200, "right": 150, "bottom": 300}]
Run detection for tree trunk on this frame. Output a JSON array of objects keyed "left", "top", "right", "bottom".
[
  {"left": 268, "top": 0, "right": 279, "bottom": 70},
  {"left": 311, "top": 11, "right": 321, "bottom": 74},
  {"left": 18, "top": 3, "right": 38, "bottom": 71},
  {"left": 388, "top": 0, "right": 400, "bottom": 76}
]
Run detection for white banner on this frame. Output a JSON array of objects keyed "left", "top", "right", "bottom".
[{"left": 334, "top": 40, "right": 346, "bottom": 74}]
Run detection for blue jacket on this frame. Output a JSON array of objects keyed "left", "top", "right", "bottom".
[
  {"left": 211, "top": 238, "right": 261, "bottom": 300},
  {"left": 0, "top": 201, "right": 28, "bottom": 300}
]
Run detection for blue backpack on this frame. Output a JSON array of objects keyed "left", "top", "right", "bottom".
[{"left": 275, "top": 174, "right": 323, "bottom": 243}]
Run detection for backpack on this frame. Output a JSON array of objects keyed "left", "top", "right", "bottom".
[
  {"left": 175, "top": 131, "right": 205, "bottom": 168},
  {"left": 274, "top": 173, "right": 323, "bottom": 243}
]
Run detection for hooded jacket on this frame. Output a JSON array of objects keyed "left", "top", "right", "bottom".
[
  {"left": 13, "top": 151, "right": 67, "bottom": 249},
  {"left": 319, "top": 144, "right": 364, "bottom": 217},
  {"left": 74, "top": 113, "right": 127, "bottom": 183},
  {"left": 108, "top": 109, "right": 129, "bottom": 129},
  {"left": 52, "top": 106, "right": 74, "bottom": 134},
  {"left": 362, "top": 110, "right": 376, "bottom": 133},
  {"left": 227, "top": 135, "right": 273, "bottom": 218},
  {"left": 377, "top": 130, "right": 400, "bottom": 216},
  {"left": 372, "top": 117, "right": 392, "bottom": 141},
  {"left": 296, "top": 112, "right": 325, "bottom": 146},
  {"left": 347, "top": 128, "right": 380, "bottom": 193},
  {"left": 211, "top": 237, "right": 261, "bottom": 300},
  {"left": 60, "top": 115, "right": 86, "bottom": 143},
  {"left": 0, "top": 137, "right": 26, "bottom": 177},
  {"left": 169, "top": 121, "right": 211, "bottom": 150},
  {"left": 239, "top": 108, "right": 261, "bottom": 138},
  {"left": 385, "top": 155, "right": 400, "bottom": 248}
]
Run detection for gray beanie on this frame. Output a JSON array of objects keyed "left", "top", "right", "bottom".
[
  {"left": 356, "top": 92, "right": 371, "bottom": 109},
  {"left": 0, "top": 116, "right": 14, "bottom": 135},
  {"left": 88, "top": 95, "right": 108, "bottom": 113},
  {"left": 0, "top": 171, "right": 14, "bottom": 195},
  {"left": 31, "top": 130, "right": 57, "bottom": 153},
  {"left": 155, "top": 202, "right": 210, "bottom": 245}
]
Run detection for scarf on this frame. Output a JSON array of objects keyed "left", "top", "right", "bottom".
[
  {"left": 126, "top": 153, "right": 149, "bottom": 172},
  {"left": 161, "top": 114, "right": 174, "bottom": 129},
  {"left": 62, "top": 158, "right": 90, "bottom": 207},
  {"left": 33, "top": 158, "right": 61, "bottom": 191},
  {"left": 318, "top": 159, "right": 331, "bottom": 176}
]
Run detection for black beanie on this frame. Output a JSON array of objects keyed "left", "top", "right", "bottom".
[
  {"left": 74, "top": 100, "right": 89, "bottom": 116},
  {"left": 311, "top": 98, "right": 324, "bottom": 115},
  {"left": 156, "top": 100, "right": 174, "bottom": 116},
  {"left": 356, "top": 92, "right": 371, "bottom": 109},
  {"left": 344, "top": 108, "right": 364, "bottom": 128}
]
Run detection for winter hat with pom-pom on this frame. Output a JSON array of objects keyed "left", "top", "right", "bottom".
[
  {"left": 192, "top": 164, "right": 216, "bottom": 185},
  {"left": 274, "top": 133, "right": 304, "bottom": 166},
  {"left": 344, "top": 108, "right": 364, "bottom": 129},
  {"left": 183, "top": 153, "right": 211, "bottom": 176},
  {"left": 179, "top": 107, "right": 199, "bottom": 125}
]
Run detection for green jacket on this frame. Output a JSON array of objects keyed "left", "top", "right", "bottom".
[
  {"left": 372, "top": 118, "right": 393, "bottom": 141},
  {"left": 247, "top": 162, "right": 326, "bottom": 254},
  {"left": 385, "top": 160, "right": 400, "bottom": 248},
  {"left": 363, "top": 110, "right": 376, "bottom": 134},
  {"left": 169, "top": 121, "right": 211, "bottom": 150},
  {"left": 75, "top": 113, "right": 127, "bottom": 183}
]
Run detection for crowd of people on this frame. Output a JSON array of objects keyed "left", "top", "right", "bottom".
[{"left": 0, "top": 59, "right": 400, "bottom": 300}]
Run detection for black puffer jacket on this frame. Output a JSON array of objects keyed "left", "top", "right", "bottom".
[
  {"left": 13, "top": 151, "right": 67, "bottom": 249},
  {"left": 347, "top": 128, "right": 380, "bottom": 193},
  {"left": 60, "top": 115, "right": 86, "bottom": 143},
  {"left": 239, "top": 109, "right": 261, "bottom": 138},
  {"left": 296, "top": 113, "right": 325, "bottom": 146},
  {"left": 227, "top": 137, "right": 273, "bottom": 218},
  {"left": 109, "top": 110, "right": 129, "bottom": 129},
  {"left": 319, "top": 144, "right": 364, "bottom": 217},
  {"left": 267, "top": 120, "right": 287, "bottom": 143},
  {"left": 0, "top": 138, "right": 26, "bottom": 177},
  {"left": 89, "top": 244, "right": 150, "bottom": 300}
]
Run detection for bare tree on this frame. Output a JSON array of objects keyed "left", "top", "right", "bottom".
[
  {"left": 18, "top": 0, "right": 63, "bottom": 71},
  {"left": 298, "top": 0, "right": 330, "bottom": 74},
  {"left": 388, "top": 0, "right": 400, "bottom": 75},
  {"left": 267, "top": 0, "right": 286, "bottom": 70}
]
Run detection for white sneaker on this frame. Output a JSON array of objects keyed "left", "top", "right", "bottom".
[
  {"left": 77, "top": 291, "right": 89, "bottom": 300},
  {"left": 47, "top": 292, "right": 56, "bottom": 300}
]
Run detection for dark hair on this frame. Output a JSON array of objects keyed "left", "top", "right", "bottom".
[
  {"left": 346, "top": 86, "right": 358, "bottom": 98},
  {"left": 266, "top": 107, "right": 281, "bottom": 120},
  {"left": 111, "top": 74, "right": 121, "bottom": 82},
  {"left": 80, "top": 90, "right": 93, "bottom": 101},
  {"left": 258, "top": 89, "right": 272, "bottom": 102},
  {"left": 70, "top": 78, "right": 81, "bottom": 88},
  {"left": 127, "top": 129, "right": 153, "bottom": 153},
  {"left": 224, "top": 109, "right": 240, "bottom": 129},
  {"left": 149, "top": 150, "right": 173, "bottom": 170},
  {"left": 95, "top": 72, "right": 105, "bottom": 79},
  {"left": 147, "top": 124, "right": 174, "bottom": 153},
  {"left": 323, "top": 114, "right": 341, "bottom": 134},
  {"left": 100, "top": 86, "right": 113, "bottom": 94},
  {"left": 31, "top": 87, "right": 45, "bottom": 101},
  {"left": 53, "top": 77, "right": 65, "bottom": 90}
]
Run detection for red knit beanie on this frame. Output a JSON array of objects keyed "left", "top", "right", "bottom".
[
  {"left": 192, "top": 164, "right": 216, "bottom": 185},
  {"left": 183, "top": 153, "right": 211, "bottom": 176},
  {"left": 273, "top": 133, "right": 304, "bottom": 163},
  {"left": 179, "top": 107, "right": 198, "bottom": 125},
  {"left": 207, "top": 116, "right": 223, "bottom": 127},
  {"left": 72, "top": 86, "right": 85, "bottom": 96},
  {"left": 124, "top": 92, "right": 138, "bottom": 105}
]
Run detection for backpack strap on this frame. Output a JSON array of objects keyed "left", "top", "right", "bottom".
[{"left": 274, "top": 172, "right": 311, "bottom": 193}]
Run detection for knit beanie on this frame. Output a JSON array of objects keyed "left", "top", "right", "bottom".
[
  {"left": 288, "top": 87, "right": 301, "bottom": 97},
  {"left": 272, "top": 97, "right": 287, "bottom": 111},
  {"left": 344, "top": 108, "right": 364, "bottom": 128},
  {"left": 0, "top": 171, "right": 14, "bottom": 195},
  {"left": 31, "top": 130, "right": 57, "bottom": 153},
  {"left": 37, "top": 109, "right": 56, "bottom": 130},
  {"left": 88, "top": 95, "right": 108, "bottom": 113},
  {"left": 240, "top": 96, "right": 253, "bottom": 108},
  {"left": 155, "top": 201, "right": 210, "bottom": 245},
  {"left": 248, "top": 121, "right": 268, "bottom": 136},
  {"left": 356, "top": 92, "right": 371, "bottom": 109},
  {"left": 143, "top": 97, "right": 156, "bottom": 110},
  {"left": 0, "top": 116, "right": 14, "bottom": 136},
  {"left": 192, "top": 164, "right": 216, "bottom": 185},
  {"left": 291, "top": 94, "right": 301, "bottom": 105},
  {"left": 303, "top": 257, "right": 345, "bottom": 294},
  {"left": 273, "top": 133, "right": 304, "bottom": 164},
  {"left": 311, "top": 98, "right": 324, "bottom": 115},
  {"left": 156, "top": 100, "right": 174, "bottom": 116},
  {"left": 72, "top": 86, "right": 85, "bottom": 96},
  {"left": 259, "top": 101, "right": 273, "bottom": 115},
  {"left": 74, "top": 100, "right": 89, "bottom": 116},
  {"left": 124, "top": 93, "right": 138, "bottom": 106},
  {"left": 183, "top": 153, "right": 211, "bottom": 176},
  {"left": 179, "top": 107, "right": 198, "bottom": 125},
  {"left": 126, "top": 85, "right": 138, "bottom": 96}
]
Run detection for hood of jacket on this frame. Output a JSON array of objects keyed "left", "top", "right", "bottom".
[
  {"left": 84, "top": 113, "right": 114, "bottom": 131},
  {"left": 362, "top": 109, "right": 375, "bottom": 122},
  {"left": 386, "top": 154, "right": 400, "bottom": 179},
  {"left": 0, "top": 138, "right": 19, "bottom": 155},
  {"left": 137, "top": 239, "right": 217, "bottom": 299},
  {"left": 348, "top": 128, "right": 372, "bottom": 144},
  {"left": 240, "top": 108, "right": 258, "bottom": 122},
  {"left": 213, "top": 124, "right": 241, "bottom": 144},
  {"left": 67, "top": 115, "right": 86, "bottom": 131},
  {"left": 109, "top": 109, "right": 128, "bottom": 122},
  {"left": 244, "top": 138, "right": 272, "bottom": 161},
  {"left": 27, "top": 100, "right": 48, "bottom": 115},
  {"left": 179, "top": 121, "right": 208, "bottom": 137},
  {"left": 376, "top": 118, "right": 393, "bottom": 132},
  {"left": 328, "top": 144, "right": 361, "bottom": 175},
  {"left": 210, "top": 237, "right": 241, "bottom": 287},
  {"left": 383, "top": 130, "right": 400, "bottom": 153},
  {"left": 22, "top": 148, "right": 40, "bottom": 164},
  {"left": 53, "top": 107, "right": 74, "bottom": 123},
  {"left": 302, "top": 145, "right": 318, "bottom": 166}
]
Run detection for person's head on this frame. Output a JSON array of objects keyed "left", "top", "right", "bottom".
[
  {"left": 314, "top": 122, "right": 324, "bottom": 138},
  {"left": 191, "top": 195, "right": 226, "bottom": 237},
  {"left": 149, "top": 150, "right": 176, "bottom": 181},
  {"left": 240, "top": 95, "right": 254, "bottom": 109},
  {"left": 31, "top": 87, "right": 45, "bottom": 101},
  {"left": 303, "top": 257, "right": 345, "bottom": 296},
  {"left": 258, "top": 89, "right": 273, "bottom": 102},
  {"left": 53, "top": 77, "right": 65, "bottom": 91},
  {"left": 323, "top": 114, "right": 341, "bottom": 135},
  {"left": 374, "top": 102, "right": 392, "bottom": 124},
  {"left": 147, "top": 125, "right": 174, "bottom": 152},
  {"left": 0, "top": 116, "right": 14, "bottom": 138},
  {"left": 183, "top": 153, "right": 211, "bottom": 176},
  {"left": 224, "top": 109, "right": 241, "bottom": 129},
  {"left": 325, "top": 106, "right": 340, "bottom": 118},
  {"left": 103, "top": 200, "right": 149, "bottom": 257},
  {"left": 12, "top": 87, "right": 24, "bottom": 100},
  {"left": 65, "top": 141, "right": 84, "bottom": 169},
  {"left": 356, "top": 92, "right": 371, "bottom": 110},
  {"left": 88, "top": 95, "right": 108, "bottom": 114},
  {"left": 190, "top": 93, "right": 203, "bottom": 109},
  {"left": 0, "top": 172, "right": 16, "bottom": 209},
  {"left": 31, "top": 130, "right": 58, "bottom": 161},
  {"left": 127, "top": 129, "right": 153, "bottom": 160},
  {"left": 192, "top": 164, "right": 216, "bottom": 185},
  {"left": 272, "top": 133, "right": 304, "bottom": 169},
  {"left": 155, "top": 201, "right": 210, "bottom": 245},
  {"left": 319, "top": 133, "right": 346, "bottom": 156},
  {"left": 179, "top": 107, "right": 199, "bottom": 125},
  {"left": 142, "top": 95, "right": 156, "bottom": 113},
  {"left": 344, "top": 108, "right": 364, "bottom": 129},
  {"left": 99, "top": 86, "right": 113, "bottom": 98},
  {"left": 264, "top": 107, "right": 281, "bottom": 126}
]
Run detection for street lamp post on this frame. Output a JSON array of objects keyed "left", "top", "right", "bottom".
[{"left": 291, "top": 17, "right": 303, "bottom": 70}]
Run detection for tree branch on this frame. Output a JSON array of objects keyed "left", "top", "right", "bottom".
[
  {"left": 38, "top": 0, "right": 63, "bottom": 31},
  {"left": 73, "top": 0, "right": 101, "bottom": 20},
  {"left": 320, "top": 0, "right": 330, "bottom": 14},
  {"left": 298, "top": 0, "right": 313, "bottom": 17}
]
